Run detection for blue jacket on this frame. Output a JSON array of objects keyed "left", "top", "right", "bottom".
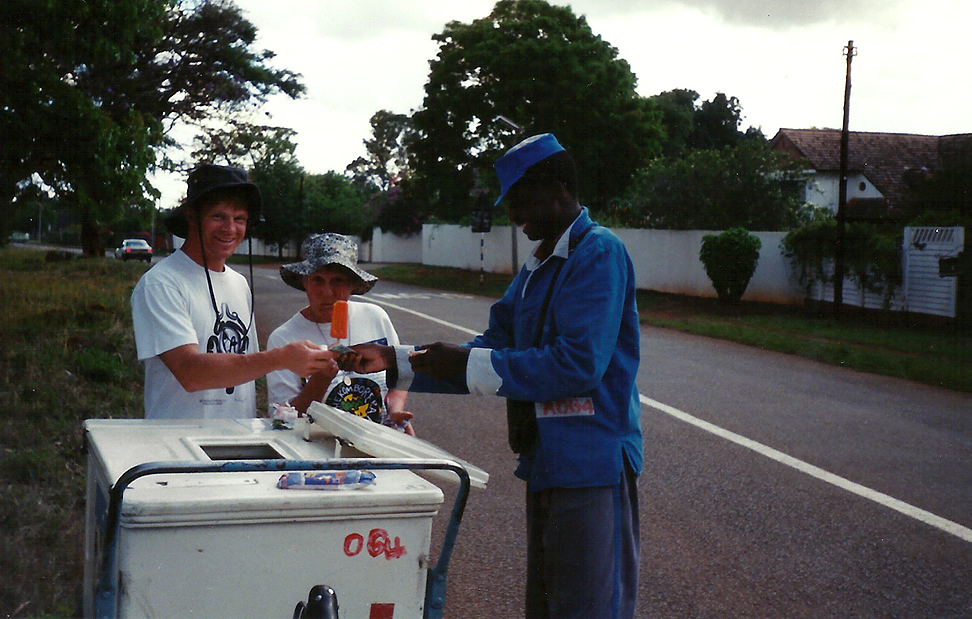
[{"left": 409, "top": 209, "right": 643, "bottom": 490}]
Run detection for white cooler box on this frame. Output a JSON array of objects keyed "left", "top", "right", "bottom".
[{"left": 83, "top": 417, "right": 455, "bottom": 619}]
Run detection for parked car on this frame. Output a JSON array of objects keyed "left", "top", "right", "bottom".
[{"left": 114, "top": 239, "right": 153, "bottom": 262}]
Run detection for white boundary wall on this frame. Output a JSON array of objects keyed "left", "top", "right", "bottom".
[
  {"left": 419, "top": 224, "right": 530, "bottom": 274},
  {"left": 369, "top": 230, "right": 423, "bottom": 264},
  {"left": 334, "top": 225, "right": 967, "bottom": 315},
  {"left": 371, "top": 225, "right": 805, "bottom": 304},
  {"left": 614, "top": 229, "right": 803, "bottom": 304}
]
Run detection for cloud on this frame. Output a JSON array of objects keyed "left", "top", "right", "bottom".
[
  {"left": 149, "top": 0, "right": 967, "bottom": 211},
  {"left": 568, "top": 0, "right": 908, "bottom": 29},
  {"left": 240, "top": 0, "right": 494, "bottom": 44}
]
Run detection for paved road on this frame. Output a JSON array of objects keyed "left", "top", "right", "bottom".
[{"left": 252, "top": 266, "right": 972, "bottom": 619}]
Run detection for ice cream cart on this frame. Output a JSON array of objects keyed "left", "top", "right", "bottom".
[{"left": 83, "top": 405, "right": 487, "bottom": 619}]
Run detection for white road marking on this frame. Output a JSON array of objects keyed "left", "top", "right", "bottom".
[
  {"left": 368, "top": 298, "right": 481, "bottom": 336},
  {"left": 640, "top": 394, "right": 972, "bottom": 544},
  {"left": 376, "top": 299, "right": 972, "bottom": 545},
  {"left": 371, "top": 291, "right": 476, "bottom": 301}
]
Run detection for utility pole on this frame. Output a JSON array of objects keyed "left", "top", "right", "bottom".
[{"left": 834, "top": 40, "right": 856, "bottom": 321}]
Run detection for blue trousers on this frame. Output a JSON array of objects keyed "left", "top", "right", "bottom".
[{"left": 525, "top": 459, "right": 640, "bottom": 619}]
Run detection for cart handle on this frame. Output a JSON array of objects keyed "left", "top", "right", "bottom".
[{"left": 94, "top": 458, "right": 470, "bottom": 619}]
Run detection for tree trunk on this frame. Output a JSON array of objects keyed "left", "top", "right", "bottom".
[{"left": 80, "top": 214, "right": 104, "bottom": 257}]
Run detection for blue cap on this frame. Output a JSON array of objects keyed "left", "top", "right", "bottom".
[{"left": 493, "top": 133, "right": 566, "bottom": 205}]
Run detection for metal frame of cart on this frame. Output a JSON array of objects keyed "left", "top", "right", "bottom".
[{"left": 93, "top": 458, "right": 471, "bottom": 619}]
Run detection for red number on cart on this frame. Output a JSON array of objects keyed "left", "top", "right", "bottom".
[
  {"left": 344, "top": 533, "right": 364, "bottom": 556},
  {"left": 344, "top": 528, "right": 406, "bottom": 560}
]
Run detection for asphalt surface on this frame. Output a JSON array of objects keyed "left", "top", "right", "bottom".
[{"left": 251, "top": 264, "right": 972, "bottom": 619}]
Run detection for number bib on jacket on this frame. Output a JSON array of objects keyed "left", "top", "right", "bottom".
[{"left": 536, "top": 397, "right": 595, "bottom": 418}]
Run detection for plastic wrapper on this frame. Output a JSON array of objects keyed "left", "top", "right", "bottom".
[
  {"left": 277, "top": 470, "right": 376, "bottom": 490},
  {"left": 271, "top": 402, "right": 299, "bottom": 424}
]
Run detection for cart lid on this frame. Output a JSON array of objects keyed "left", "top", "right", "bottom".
[
  {"left": 83, "top": 418, "right": 444, "bottom": 524},
  {"left": 306, "top": 403, "right": 489, "bottom": 489}
]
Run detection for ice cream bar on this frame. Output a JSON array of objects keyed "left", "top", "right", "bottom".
[
  {"left": 330, "top": 300, "right": 348, "bottom": 339},
  {"left": 277, "top": 470, "right": 376, "bottom": 490}
]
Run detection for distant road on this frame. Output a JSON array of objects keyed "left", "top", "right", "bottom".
[
  {"left": 252, "top": 266, "right": 972, "bottom": 619},
  {"left": 9, "top": 242, "right": 157, "bottom": 262}
]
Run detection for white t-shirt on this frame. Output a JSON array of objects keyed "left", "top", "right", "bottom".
[
  {"left": 266, "top": 301, "right": 399, "bottom": 423},
  {"left": 131, "top": 250, "right": 258, "bottom": 419}
]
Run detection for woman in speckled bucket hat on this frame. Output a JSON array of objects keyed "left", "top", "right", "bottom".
[{"left": 280, "top": 233, "right": 377, "bottom": 294}]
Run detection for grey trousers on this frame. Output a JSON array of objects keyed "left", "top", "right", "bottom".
[{"left": 525, "top": 459, "right": 640, "bottom": 619}]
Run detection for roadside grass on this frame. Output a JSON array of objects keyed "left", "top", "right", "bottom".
[
  {"left": 0, "top": 248, "right": 147, "bottom": 618},
  {"left": 370, "top": 264, "right": 517, "bottom": 298},
  {"left": 371, "top": 264, "right": 971, "bottom": 393}
]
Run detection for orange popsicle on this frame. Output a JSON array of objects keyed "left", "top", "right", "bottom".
[{"left": 330, "top": 300, "right": 348, "bottom": 339}]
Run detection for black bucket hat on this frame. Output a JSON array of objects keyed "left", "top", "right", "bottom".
[{"left": 164, "top": 164, "right": 262, "bottom": 238}]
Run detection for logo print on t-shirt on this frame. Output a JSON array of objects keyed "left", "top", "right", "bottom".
[
  {"left": 325, "top": 377, "right": 384, "bottom": 423},
  {"left": 207, "top": 303, "right": 249, "bottom": 394}
]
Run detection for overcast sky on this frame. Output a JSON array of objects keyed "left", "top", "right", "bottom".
[{"left": 156, "top": 0, "right": 971, "bottom": 209}]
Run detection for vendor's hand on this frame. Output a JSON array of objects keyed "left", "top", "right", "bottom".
[
  {"left": 339, "top": 342, "right": 395, "bottom": 374},
  {"left": 282, "top": 340, "right": 338, "bottom": 378},
  {"left": 408, "top": 342, "right": 470, "bottom": 380}
]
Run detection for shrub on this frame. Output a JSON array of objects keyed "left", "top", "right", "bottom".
[
  {"left": 782, "top": 217, "right": 902, "bottom": 309},
  {"left": 371, "top": 183, "right": 425, "bottom": 237},
  {"left": 781, "top": 216, "right": 836, "bottom": 301},
  {"left": 699, "top": 227, "right": 762, "bottom": 304}
]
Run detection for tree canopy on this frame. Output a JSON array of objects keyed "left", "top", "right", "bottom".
[
  {"left": 346, "top": 110, "right": 417, "bottom": 192},
  {"left": 0, "top": 0, "right": 303, "bottom": 251},
  {"left": 650, "top": 89, "right": 700, "bottom": 157},
  {"left": 902, "top": 134, "right": 972, "bottom": 228},
  {"left": 616, "top": 141, "right": 807, "bottom": 231},
  {"left": 410, "top": 0, "right": 663, "bottom": 220},
  {"left": 649, "top": 89, "right": 766, "bottom": 157},
  {"left": 193, "top": 121, "right": 373, "bottom": 254}
]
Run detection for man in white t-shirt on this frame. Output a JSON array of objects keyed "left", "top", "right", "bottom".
[
  {"left": 131, "top": 164, "right": 336, "bottom": 419},
  {"left": 266, "top": 233, "right": 413, "bottom": 434}
]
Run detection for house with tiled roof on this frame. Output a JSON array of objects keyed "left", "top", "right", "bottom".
[
  {"left": 770, "top": 128, "right": 970, "bottom": 318},
  {"left": 769, "top": 128, "right": 958, "bottom": 220}
]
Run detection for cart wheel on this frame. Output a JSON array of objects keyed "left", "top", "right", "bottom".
[{"left": 293, "top": 585, "right": 339, "bottom": 619}]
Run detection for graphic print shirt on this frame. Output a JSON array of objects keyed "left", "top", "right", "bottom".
[
  {"left": 266, "top": 301, "right": 400, "bottom": 424},
  {"left": 131, "top": 250, "right": 257, "bottom": 419}
]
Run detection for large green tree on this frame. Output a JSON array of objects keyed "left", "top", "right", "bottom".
[
  {"left": 0, "top": 0, "right": 163, "bottom": 250},
  {"left": 688, "top": 92, "right": 749, "bottom": 150},
  {"left": 0, "top": 0, "right": 303, "bottom": 252},
  {"left": 649, "top": 89, "right": 765, "bottom": 157},
  {"left": 650, "top": 89, "right": 700, "bottom": 157},
  {"left": 194, "top": 122, "right": 375, "bottom": 254},
  {"left": 301, "top": 172, "right": 374, "bottom": 241},
  {"left": 617, "top": 141, "right": 807, "bottom": 231},
  {"left": 346, "top": 110, "right": 417, "bottom": 192},
  {"left": 411, "top": 0, "right": 663, "bottom": 219},
  {"left": 347, "top": 110, "right": 424, "bottom": 238}
]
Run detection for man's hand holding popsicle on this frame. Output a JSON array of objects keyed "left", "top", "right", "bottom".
[{"left": 338, "top": 341, "right": 469, "bottom": 381}]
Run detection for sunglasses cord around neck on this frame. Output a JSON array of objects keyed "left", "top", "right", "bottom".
[{"left": 194, "top": 213, "right": 255, "bottom": 340}]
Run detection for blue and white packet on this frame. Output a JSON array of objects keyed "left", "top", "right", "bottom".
[{"left": 277, "top": 470, "right": 377, "bottom": 490}]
